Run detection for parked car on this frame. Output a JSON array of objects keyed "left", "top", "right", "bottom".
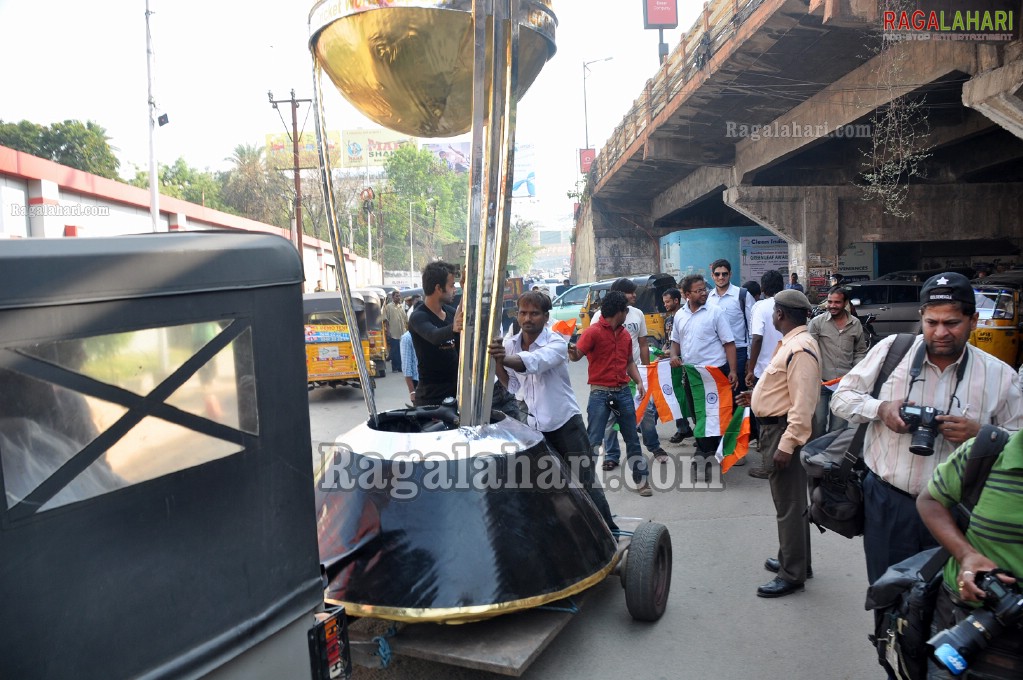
[
  {"left": 581, "top": 274, "right": 677, "bottom": 345},
  {"left": 843, "top": 279, "right": 923, "bottom": 338},
  {"left": 550, "top": 283, "right": 593, "bottom": 322}
]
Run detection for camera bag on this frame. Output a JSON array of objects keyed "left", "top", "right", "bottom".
[
  {"left": 801, "top": 333, "right": 915, "bottom": 537},
  {"left": 865, "top": 424, "right": 1010, "bottom": 680}
]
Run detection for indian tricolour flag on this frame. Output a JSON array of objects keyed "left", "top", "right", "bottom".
[
  {"left": 715, "top": 407, "right": 751, "bottom": 473},
  {"left": 683, "top": 365, "right": 734, "bottom": 437},
  {"left": 633, "top": 360, "right": 685, "bottom": 424}
]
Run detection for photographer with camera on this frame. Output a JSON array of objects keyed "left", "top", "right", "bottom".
[
  {"left": 832, "top": 273, "right": 1023, "bottom": 584},
  {"left": 917, "top": 431, "right": 1023, "bottom": 679}
]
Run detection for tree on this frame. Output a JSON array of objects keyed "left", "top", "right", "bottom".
[
  {"left": 0, "top": 118, "right": 120, "bottom": 178},
  {"left": 507, "top": 218, "right": 539, "bottom": 274},
  {"left": 221, "top": 144, "right": 290, "bottom": 228},
  {"left": 127, "top": 157, "right": 230, "bottom": 212},
  {"left": 377, "top": 145, "right": 469, "bottom": 269}
]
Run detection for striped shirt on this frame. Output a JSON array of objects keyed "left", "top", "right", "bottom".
[
  {"left": 832, "top": 335, "right": 1023, "bottom": 495},
  {"left": 400, "top": 331, "right": 419, "bottom": 382},
  {"left": 928, "top": 431, "right": 1023, "bottom": 598}
]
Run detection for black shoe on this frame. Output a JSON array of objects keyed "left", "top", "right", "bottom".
[
  {"left": 669, "top": 432, "right": 686, "bottom": 444},
  {"left": 764, "top": 557, "right": 813, "bottom": 579},
  {"left": 756, "top": 577, "right": 805, "bottom": 598}
]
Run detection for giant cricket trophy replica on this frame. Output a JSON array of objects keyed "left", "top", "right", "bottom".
[{"left": 307, "top": 0, "right": 618, "bottom": 622}]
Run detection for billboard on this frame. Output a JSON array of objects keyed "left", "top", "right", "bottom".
[
  {"left": 342, "top": 128, "right": 418, "bottom": 168},
  {"left": 423, "top": 142, "right": 471, "bottom": 173},
  {"left": 512, "top": 143, "right": 536, "bottom": 198},
  {"left": 266, "top": 131, "right": 341, "bottom": 170},
  {"left": 644, "top": 0, "right": 679, "bottom": 29},
  {"left": 579, "top": 148, "right": 595, "bottom": 174},
  {"left": 740, "top": 235, "right": 789, "bottom": 283}
]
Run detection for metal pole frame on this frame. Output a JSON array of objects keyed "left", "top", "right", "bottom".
[
  {"left": 457, "top": 0, "right": 521, "bottom": 426},
  {"left": 310, "top": 61, "right": 379, "bottom": 425}
]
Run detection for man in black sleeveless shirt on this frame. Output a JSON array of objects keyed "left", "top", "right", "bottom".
[{"left": 408, "top": 260, "right": 463, "bottom": 406}]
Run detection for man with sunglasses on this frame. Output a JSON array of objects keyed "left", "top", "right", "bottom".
[
  {"left": 707, "top": 259, "right": 755, "bottom": 393},
  {"left": 832, "top": 273, "right": 1023, "bottom": 583}
]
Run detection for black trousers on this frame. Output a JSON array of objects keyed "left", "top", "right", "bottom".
[
  {"left": 863, "top": 471, "right": 937, "bottom": 584},
  {"left": 414, "top": 381, "right": 455, "bottom": 407},
  {"left": 544, "top": 413, "right": 618, "bottom": 533}
]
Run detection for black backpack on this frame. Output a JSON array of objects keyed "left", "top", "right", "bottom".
[
  {"left": 801, "top": 333, "right": 915, "bottom": 538},
  {"left": 865, "top": 425, "right": 1011, "bottom": 680}
]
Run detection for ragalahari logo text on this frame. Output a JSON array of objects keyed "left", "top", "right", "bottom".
[{"left": 882, "top": 0, "right": 1018, "bottom": 42}]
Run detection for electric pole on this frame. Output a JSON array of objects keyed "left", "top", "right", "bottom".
[{"left": 268, "top": 89, "right": 312, "bottom": 272}]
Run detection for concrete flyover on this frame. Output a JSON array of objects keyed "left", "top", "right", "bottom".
[{"left": 574, "top": 0, "right": 1023, "bottom": 293}]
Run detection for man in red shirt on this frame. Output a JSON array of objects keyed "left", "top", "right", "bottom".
[{"left": 569, "top": 291, "right": 651, "bottom": 496}]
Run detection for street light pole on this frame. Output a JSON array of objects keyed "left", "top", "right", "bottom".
[{"left": 582, "top": 56, "right": 613, "bottom": 150}]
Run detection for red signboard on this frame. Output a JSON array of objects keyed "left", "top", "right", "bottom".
[
  {"left": 644, "top": 0, "right": 678, "bottom": 29},
  {"left": 579, "top": 148, "right": 596, "bottom": 174}
]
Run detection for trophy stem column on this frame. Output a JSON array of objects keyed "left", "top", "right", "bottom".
[
  {"left": 310, "top": 62, "right": 379, "bottom": 424},
  {"left": 458, "top": 0, "right": 520, "bottom": 426}
]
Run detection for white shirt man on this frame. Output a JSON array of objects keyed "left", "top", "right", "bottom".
[
  {"left": 671, "top": 303, "right": 735, "bottom": 367},
  {"left": 490, "top": 293, "right": 620, "bottom": 526},
  {"left": 749, "top": 297, "right": 784, "bottom": 379}
]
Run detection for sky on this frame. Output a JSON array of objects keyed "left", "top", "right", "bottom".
[{"left": 0, "top": 1, "right": 695, "bottom": 230}]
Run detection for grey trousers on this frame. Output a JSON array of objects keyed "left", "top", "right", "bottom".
[{"left": 760, "top": 422, "right": 811, "bottom": 583}]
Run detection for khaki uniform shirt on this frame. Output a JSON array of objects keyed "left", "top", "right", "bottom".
[{"left": 751, "top": 326, "right": 821, "bottom": 455}]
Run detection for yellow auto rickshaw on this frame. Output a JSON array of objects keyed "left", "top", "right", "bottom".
[
  {"left": 970, "top": 271, "right": 1023, "bottom": 369},
  {"left": 580, "top": 274, "right": 677, "bottom": 345},
  {"left": 303, "top": 291, "right": 373, "bottom": 389},
  {"left": 356, "top": 287, "right": 389, "bottom": 377}
]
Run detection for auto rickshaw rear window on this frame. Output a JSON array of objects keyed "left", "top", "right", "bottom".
[{"left": 1, "top": 320, "right": 257, "bottom": 515}]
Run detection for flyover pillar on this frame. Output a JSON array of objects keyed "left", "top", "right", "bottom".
[
  {"left": 963, "top": 52, "right": 1023, "bottom": 140},
  {"left": 723, "top": 185, "right": 841, "bottom": 292}
]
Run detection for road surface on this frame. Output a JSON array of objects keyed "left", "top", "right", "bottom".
[{"left": 308, "top": 360, "right": 880, "bottom": 680}]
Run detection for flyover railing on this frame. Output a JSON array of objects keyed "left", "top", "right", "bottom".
[{"left": 591, "top": 0, "right": 766, "bottom": 187}]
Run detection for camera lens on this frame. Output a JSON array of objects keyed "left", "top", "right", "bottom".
[
  {"left": 909, "top": 427, "right": 937, "bottom": 455},
  {"left": 929, "top": 609, "right": 1002, "bottom": 675}
]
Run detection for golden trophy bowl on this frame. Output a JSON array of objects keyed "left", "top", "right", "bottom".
[{"left": 309, "top": 0, "right": 556, "bottom": 137}]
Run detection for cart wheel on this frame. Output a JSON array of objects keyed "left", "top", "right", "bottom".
[{"left": 624, "top": 522, "right": 671, "bottom": 622}]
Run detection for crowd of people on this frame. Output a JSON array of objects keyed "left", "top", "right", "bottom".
[{"left": 395, "top": 259, "right": 1023, "bottom": 678}]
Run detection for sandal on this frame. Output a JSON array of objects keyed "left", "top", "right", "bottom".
[{"left": 602, "top": 460, "right": 619, "bottom": 471}]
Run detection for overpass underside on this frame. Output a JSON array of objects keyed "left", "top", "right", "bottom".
[{"left": 576, "top": 0, "right": 1023, "bottom": 286}]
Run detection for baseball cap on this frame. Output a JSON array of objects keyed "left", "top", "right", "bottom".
[
  {"left": 920, "top": 272, "right": 975, "bottom": 306},
  {"left": 773, "top": 289, "right": 813, "bottom": 311}
]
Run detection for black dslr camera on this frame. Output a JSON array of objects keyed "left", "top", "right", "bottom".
[
  {"left": 899, "top": 404, "right": 944, "bottom": 456},
  {"left": 930, "top": 571, "right": 1023, "bottom": 675}
]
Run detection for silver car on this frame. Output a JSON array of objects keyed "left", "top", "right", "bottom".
[{"left": 845, "top": 280, "right": 923, "bottom": 338}]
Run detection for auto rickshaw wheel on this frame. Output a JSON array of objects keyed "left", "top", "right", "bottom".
[{"left": 624, "top": 522, "right": 671, "bottom": 622}]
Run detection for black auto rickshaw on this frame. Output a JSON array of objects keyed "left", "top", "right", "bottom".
[
  {"left": 580, "top": 274, "right": 678, "bottom": 345},
  {"left": 0, "top": 232, "right": 345, "bottom": 679},
  {"left": 355, "top": 287, "right": 388, "bottom": 377}
]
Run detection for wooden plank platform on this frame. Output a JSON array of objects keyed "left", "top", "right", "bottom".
[{"left": 347, "top": 517, "right": 646, "bottom": 676}]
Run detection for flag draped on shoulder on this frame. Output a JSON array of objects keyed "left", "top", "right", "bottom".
[
  {"left": 715, "top": 407, "right": 751, "bottom": 472},
  {"left": 633, "top": 360, "right": 685, "bottom": 424},
  {"left": 683, "top": 365, "right": 734, "bottom": 437}
]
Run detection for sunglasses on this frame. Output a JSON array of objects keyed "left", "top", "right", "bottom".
[{"left": 712, "top": 271, "right": 730, "bottom": 277}]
